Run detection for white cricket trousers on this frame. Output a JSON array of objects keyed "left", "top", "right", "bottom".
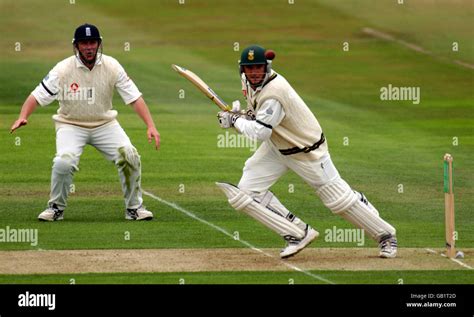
[
  {"left": 238, "top": 141, "right": 339, "bottom": 192},
  {"left": 48, "top": 120, "right": 143, "bottom": 210}
]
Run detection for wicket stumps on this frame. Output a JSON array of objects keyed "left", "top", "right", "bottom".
[{"left": 443, "top": 153, "right": 456, "bottom": 258}]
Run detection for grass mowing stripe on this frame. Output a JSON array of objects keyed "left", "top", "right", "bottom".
[
  {"left": 143, "top": 190, "right": 336, "bottom": 285},
  {"left": 1, "top": 270, "right": 471, "bottom": 284},
  {"left": 362, "top": 27, "right": 474, "bottom": 70}
]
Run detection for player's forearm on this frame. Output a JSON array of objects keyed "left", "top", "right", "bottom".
[
  {"left": 233, "top": 99, "right": 284, "bottom": 141},
  {"left": 131, "top": 97, "right": 156, "bottom": 128},
  {"left": 234, "top": 118, "right": 272, "bottom": 141},
  {"left": 18, "top": 95, "right": 39, "bottom": 119}
]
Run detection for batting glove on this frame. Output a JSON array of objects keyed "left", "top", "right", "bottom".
[
  {"left": 245, "top": 108, "right": 256, "bottom": 120},
  {"left": 217, "top": 111, "right": 240, "bottom": 129}
]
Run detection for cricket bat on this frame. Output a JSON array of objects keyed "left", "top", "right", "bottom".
[{"left": 172, "top": 64, "right": 231, "bottom": 111}]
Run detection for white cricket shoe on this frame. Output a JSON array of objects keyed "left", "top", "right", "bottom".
[
  {"left": 280, "top": 226, "right": 319, "bottom": 259},
  {"left": 379, "top": 236, "right": 398, "bottom": 258},
  {"left": 38, "top": 204, "right": 64, "bottom": 221},
  {"left": 125, "top": 205, "right": 153, "bottom": 221}
]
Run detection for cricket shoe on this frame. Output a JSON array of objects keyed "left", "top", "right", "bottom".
[
  {"left": 38, "top": 204, "right": 64, "bottom": 221},
  {"left": 379, "top": 236, "right": 398, "bottom": 258},
  {"left": 280, "top": 226, "right": 319, "bottom": 259},
  {"left": 125, "top": 205, "right": 153, "bottom": 221}
]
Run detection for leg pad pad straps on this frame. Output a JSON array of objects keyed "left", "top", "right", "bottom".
[
  {"left": 317, "top": 179, "right": 395, "bottom": 241},
  {"left": 216, "top": 182, "right": 305, "bottom": 239}
]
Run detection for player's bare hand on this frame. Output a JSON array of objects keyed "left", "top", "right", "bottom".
[
  {"left": 10, "top": 118, "right": 28, "bottom": 133},
  {"left": 147, "top": 126, "right": 160, "bottom": 150}
]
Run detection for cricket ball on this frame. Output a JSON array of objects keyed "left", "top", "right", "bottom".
[{"left": 265, "top": 50, "right": 276, "bottom": 60}]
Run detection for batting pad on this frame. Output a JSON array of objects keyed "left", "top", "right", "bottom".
[
  {"left": 317, "top": 179, "right": 395, "bottom": 242},
  {"left": 252, "top": 191, "right": 309, "bottom": 232},
  {"left": 216, "top": 182, "right": 306, "bottom": 239}
]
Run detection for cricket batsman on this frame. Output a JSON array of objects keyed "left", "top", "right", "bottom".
[
  {"left": 216, "top": 45, "right": 397, "bottom": 258},
  {"left": 10, "top": 23, "right": 159, "bottom": 221}
]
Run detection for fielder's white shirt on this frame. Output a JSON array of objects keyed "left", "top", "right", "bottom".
[{"left": 32, "top": 54, "right": 142, "bottom": 128}]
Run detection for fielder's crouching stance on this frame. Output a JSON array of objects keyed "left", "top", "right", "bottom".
[
  {"left": 216, "top": 45, "right": 397, "bottom": 258},
  {"left": 10, "top": 24, "right": 160, "bottom": 221}
]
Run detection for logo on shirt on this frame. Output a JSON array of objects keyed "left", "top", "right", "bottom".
[
  {"left": 70, "top": 82, "right": 79, "bottom": 93},
  {"left": 57, "top": 83, "right": 95, "bottom": 105}
]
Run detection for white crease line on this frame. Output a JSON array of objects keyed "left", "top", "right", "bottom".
[
  {"left": 425, "top": 248, "right": 472, "bottom": 270},
  {"left": 362, "top": 27, "right": 430, "bottom": 54},
  {"left": 362, "top": 27, "right": 474, "bottom": 70},
  {"left": 450, "top": 258, "right": 473, "bottom": 270},
  {"left": 454, "top": 59, "right": 474, "bottom": 70},
  {"left": 144, "top": 190, "right": 335, "bottom": 284}
]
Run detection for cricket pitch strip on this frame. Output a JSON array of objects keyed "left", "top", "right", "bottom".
[{"left": 0, "top": 248, "right": 472, "bottom": 275}]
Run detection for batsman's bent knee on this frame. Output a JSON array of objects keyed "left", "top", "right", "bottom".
[{"left": 317, "top": 178, "right": 357, "bottom": 214}]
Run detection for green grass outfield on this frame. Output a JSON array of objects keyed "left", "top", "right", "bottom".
[
  {"left": 1, "top": 270, "right": 472, "bottom": 285},
  {"left": 0, "top": 0, "right": 473, "bottom": 284}
]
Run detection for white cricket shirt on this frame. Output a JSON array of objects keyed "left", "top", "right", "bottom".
[{"left": 32, "top": 54, "right": 142, "bottom": 128}]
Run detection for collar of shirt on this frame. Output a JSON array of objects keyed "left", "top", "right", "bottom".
[{"left": 75, "top": 53, "right": 103, "bottom": 69}]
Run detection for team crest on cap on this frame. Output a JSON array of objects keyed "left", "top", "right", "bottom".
[
  {"left": 85, "top": 27, "right": 91, "bottom": 37},
  {"left": 248, "top": 50, "right": 254, "bottom": 61}
]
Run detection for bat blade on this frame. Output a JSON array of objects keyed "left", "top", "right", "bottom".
[{"left": 172, "top": 64, "right": 231, "bottom": 111}]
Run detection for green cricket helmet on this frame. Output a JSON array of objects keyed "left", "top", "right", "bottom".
[
  {"left": 240, "top": 45, "right": 267, "bottom": 66},
  {"left": 239, "top": 45, "right": 275, "bottom": 87}
]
